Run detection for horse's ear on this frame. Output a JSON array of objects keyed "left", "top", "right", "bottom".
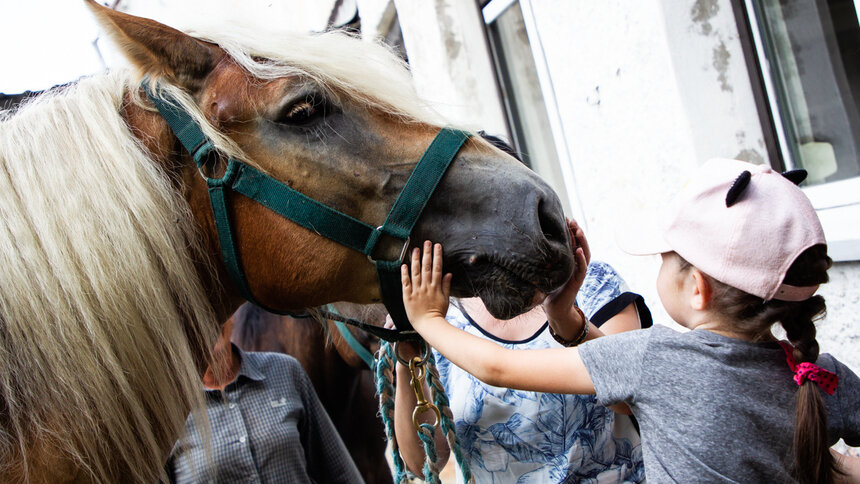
[{"left": 84, "top": 0, "right": 224, "bottom": 91}]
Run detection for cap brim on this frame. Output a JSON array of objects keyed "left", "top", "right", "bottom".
[{"left": 614, "top": 210, "right": 672, "bottom": 256}]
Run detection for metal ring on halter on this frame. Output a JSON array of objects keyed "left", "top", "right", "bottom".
[
  {"left": 366, "top": 226, "right": 411, "bottom": 265},
  {"left": 394, "top": 340, "right": 430, "bottom": 366}
]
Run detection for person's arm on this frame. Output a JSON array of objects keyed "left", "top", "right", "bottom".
[
  {"left": 542, "top": 219, "right": 591, "bottom": 343},
  {"left": 587, "top": 303, "right": 639, "bottom": 414},
  {"left": 832, "top": 449, "right": 860, "bottom": 483},
  {"left": 597, "top": 304, "right": 641, "bottom": 335},
  {"left": 403, "top": 241, "right": 596, "bottom": 396},
  {"left": 541, "top": 221, "right": 640, "bottom": 340},
  {"left": 389, "top": 336, "right": 450, "bottom": 475},
  {"left": 541, "top": 222, "right": 641, "bottom": 412},
  {"left": 295, "top": 361, "right": 363, "bottom": 484}
]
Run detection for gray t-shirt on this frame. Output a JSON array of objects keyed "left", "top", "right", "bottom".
[{"left": 578, "top": 324, "right": 860, "bottom": 483}]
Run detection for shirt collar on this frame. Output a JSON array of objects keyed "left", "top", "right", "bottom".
[
  {"left": 204, "top": 343, "right": 266, "bottom": 394},
  {"left": 233, "top": 343, "right": 266, "bottom": 382}
]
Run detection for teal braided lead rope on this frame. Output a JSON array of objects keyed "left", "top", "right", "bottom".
[
  {"left": 375, "top": 340, "right": 450, "bottom": 483},
  {"left": 374, "top": 342, "right": 408, "bottom": 483},
  {"left": 417, "top": 423, "right": 441, "bottom": 484},
  {"left": 426, "top": 351, "right": 474, "bottom": 483}
]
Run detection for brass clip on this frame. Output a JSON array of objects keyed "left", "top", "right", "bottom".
[{"left": 408, "top": 356, "right": 441, "bottom": 430}]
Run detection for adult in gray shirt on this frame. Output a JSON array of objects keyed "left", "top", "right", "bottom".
[{"left": 165, "top": 319, "right": 363, "bottom": 484}]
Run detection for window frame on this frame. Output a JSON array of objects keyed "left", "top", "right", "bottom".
[
  {"left": 734, "top": 0, "right": 860, "bottom": 262},
  {"left": 481, "top": 0, "right": 587, "bottom": 227}
]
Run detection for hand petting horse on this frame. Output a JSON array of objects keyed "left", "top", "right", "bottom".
[{"left": 0, "top": 2, "right": 573, "bottom": 482}]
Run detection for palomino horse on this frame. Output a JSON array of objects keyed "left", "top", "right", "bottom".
[
  {"left": 0, "top": 2, "right": 573, "bottom": 482},
  {"left": 230, "top": 303, "right": 391, "bottom": 483}
]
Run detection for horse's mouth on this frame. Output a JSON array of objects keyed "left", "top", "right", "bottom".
[{"left": 447, "top": 252, "right": 571, "bottom": 320}]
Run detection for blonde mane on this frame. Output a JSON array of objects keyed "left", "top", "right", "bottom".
[
  {"left": 0, "top": 24, "right": 448, "bottom": 482},
  {"left": 0, "top": 71, "right": 217, "bottom": 482}
]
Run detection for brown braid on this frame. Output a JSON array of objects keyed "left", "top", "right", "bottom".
[{"left": 678, "top": 245, "right": 841, "bottom": 483}]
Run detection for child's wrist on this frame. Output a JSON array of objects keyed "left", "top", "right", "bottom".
[{"left": 410, "top": 311, "right": 447, "bottom": 331}]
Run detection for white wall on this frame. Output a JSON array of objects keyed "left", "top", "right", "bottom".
[
  {"left": 392, "top": 0, "right": 508, "bottom": 134},
  {"left": 524, "top": 0, "right": 859, "bottom": 377},
  {"left": 526, "top": 0, "right": 698, "bottom": 331},
  {"left": 118, "top": 0, "right": 335, "bottom": 32}
]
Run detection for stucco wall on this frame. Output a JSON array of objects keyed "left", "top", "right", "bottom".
[
  {"left": 524, "top": 0, "right": 859, "bottom": 378},
  {"left": 525, "top": 0, "right": 699, "bottom": 330},
  {"left": 392, "top": 0, "right": 508, "bottom": 134}
]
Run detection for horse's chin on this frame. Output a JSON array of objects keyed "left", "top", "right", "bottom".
[
  {"left": 449, "top": 255, "right": 570, "bottom": 320},
  {"left": 480, "top": 290, "right": 537, "bottom": 320}
]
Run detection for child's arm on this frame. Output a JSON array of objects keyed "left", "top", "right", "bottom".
[{"left": 402, "top": 241, "right": 596, "bottom": 395}]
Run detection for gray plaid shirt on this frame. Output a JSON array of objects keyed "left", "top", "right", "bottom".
[{"left": 165, "top": 345, "right": 364, "bottom": 483}]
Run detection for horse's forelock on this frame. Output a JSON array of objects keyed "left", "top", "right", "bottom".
[{"left": 186, "top": 27, "right": 444, "bottom": 125}]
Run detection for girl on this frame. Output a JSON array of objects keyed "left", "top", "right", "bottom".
[{"left": 401, "top": 159, "right": 860, "bottom": 483}]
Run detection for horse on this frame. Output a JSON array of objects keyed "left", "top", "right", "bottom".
[
  {"left": 230, "top": 302, "right": 390, "bottom": 483},
  {"left": 0, "top": 2, "right": 573, "bottom": 482}
]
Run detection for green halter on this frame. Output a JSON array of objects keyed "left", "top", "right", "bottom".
[{"left": 142, "top": 81, "right": 469, "bottom": 340}]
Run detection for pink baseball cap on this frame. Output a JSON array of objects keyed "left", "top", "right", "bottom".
[{"left": 621, "top": 158, "right": 826, "bottom": 301}]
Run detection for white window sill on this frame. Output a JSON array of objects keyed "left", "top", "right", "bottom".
[{"left": 803, "top": 176, "right": 860, "bottom": 262}]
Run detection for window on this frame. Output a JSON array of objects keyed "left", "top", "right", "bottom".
[
  {"left": 482, "top": 0, "right": 580, "bottom": 220},
  {"left": 739, "top": 0, "right": 860, "bottom": 261}
]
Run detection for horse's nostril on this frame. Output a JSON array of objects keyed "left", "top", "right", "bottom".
[{"left": 537, "top": 199, "right": 566, "bottom": 244}]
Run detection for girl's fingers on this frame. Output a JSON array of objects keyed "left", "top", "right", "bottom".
[
  {"left": 401, "top": 263, "right": 411, "bottom": 292},
  {"left": 442, "top": 272, "right": 452, "bottom": 297},
  {"left": 411, "top": 247, "right": 421, "bottom": 286},
  {"left": 432, "top": 243, "right": 444, "bottom": 285},
  {"left": 421, "top": 240, "right": 433, "bottom": 283},
  {"left": 568, "top": 218, "right": 591, "bottom": 264},
  {"left": 578, "top": 228, "right": 591, "bottom": 264}
]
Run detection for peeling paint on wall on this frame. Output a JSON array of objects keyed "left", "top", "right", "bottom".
[
  {"left": 586, "top": 85, "right": 601, "bottom": 107},
  {"left": 713, "top": 40, "right": 733, "bottom": 92},
  {"left": 435, "top": 1, "right": 461, "bottom": 59},
  {"left": 734, "top": 148, "right": 765, "bottom": 164},
  {"left": 691, "top": 0, "right": 720, "bottom": 35}
]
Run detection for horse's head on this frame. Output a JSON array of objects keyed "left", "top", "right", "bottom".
[{"left": 90, "top": 1, "right": 572, "bottom": 321}]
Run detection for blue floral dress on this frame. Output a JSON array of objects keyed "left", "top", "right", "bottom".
[{"left": 433, "top": 261, "right": 649, "bottom": 483}]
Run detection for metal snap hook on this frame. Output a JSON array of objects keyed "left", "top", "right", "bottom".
[
  {"left": 412, "top": 401, "right": 442, "bottom": 430},
  {"left": 408, "top": 356, "right": 441, "bottom": 430}
]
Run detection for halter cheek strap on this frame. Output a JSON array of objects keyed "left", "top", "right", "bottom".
[
  {"left": 779, "top": 341, "right": 838, "bottom": 395},
  {"left": 142, "top": 80, "right": 469, "bottom": 340}
]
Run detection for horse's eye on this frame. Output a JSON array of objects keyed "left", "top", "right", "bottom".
[{"left": 278, "top": 97, "right": 328, "bottom": 126}]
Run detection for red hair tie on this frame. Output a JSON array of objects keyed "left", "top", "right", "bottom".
[{"left": 778, "top": 342, "right": 838, "bottom": 395}]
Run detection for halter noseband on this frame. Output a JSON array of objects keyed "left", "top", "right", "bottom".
[{"left": 142, "top": 80, "right": 469, "bottom": 341}]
